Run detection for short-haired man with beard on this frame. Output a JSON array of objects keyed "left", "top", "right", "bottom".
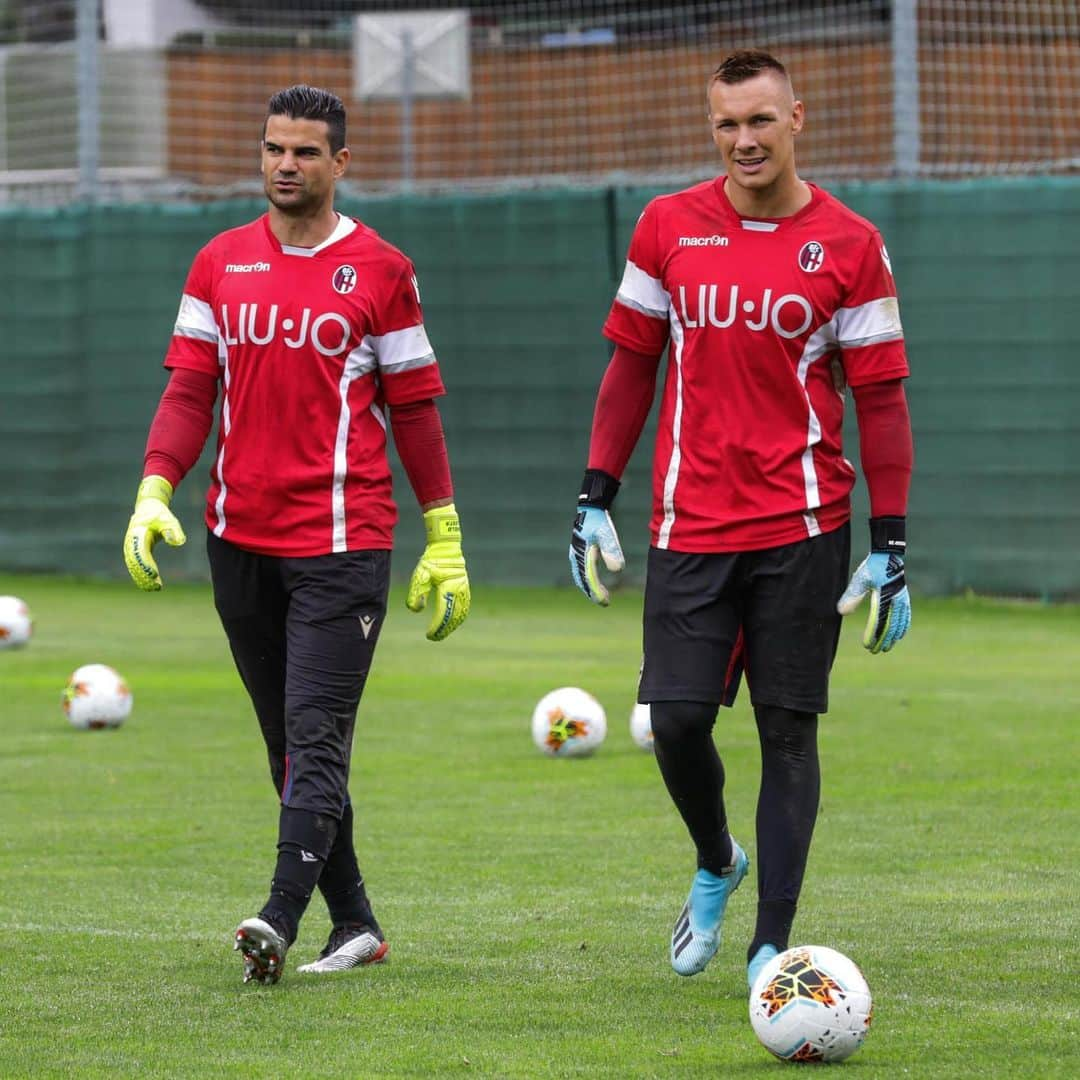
[{"left": 124, "top": 85, "right": 471, "bottom": 984}]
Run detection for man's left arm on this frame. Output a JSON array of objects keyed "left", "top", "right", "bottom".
[
  {"left": 837, "top": 378, "right": 914, "bottom": 652},
  {"left": 390, "top": 398, "right": 470, "bottom": 641}
]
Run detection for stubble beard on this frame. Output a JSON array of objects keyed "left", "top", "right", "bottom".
[{"left": 265, "top": 177, "right": 319, "bottom": 216}]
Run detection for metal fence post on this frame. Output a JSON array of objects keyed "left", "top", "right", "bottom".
[
  {"left": 892, "top": 0, "right": 920, "bottom": 177},
  {"left": 76, "top": 0, "right": 100, "bottom": 202},
  {"left": 401, "top": 27, "right": 415, "bottom": 191}
]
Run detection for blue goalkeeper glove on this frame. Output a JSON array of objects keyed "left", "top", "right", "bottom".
[
  {"left": 837, "top": 516, "right": 911, "bottom": 653},
  {"left": 123, "top": 475, "right": 186, "bottom": 591},
  {"left": 406, "top": 503, "right": 471, "bottom": 641},
  {"left": 569, "top": 469, "right": 625, "bottom": 606}
]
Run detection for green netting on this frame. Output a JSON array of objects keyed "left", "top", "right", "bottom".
[{"left": 1, "top": 179, "right": 1077, "bottom": 597}]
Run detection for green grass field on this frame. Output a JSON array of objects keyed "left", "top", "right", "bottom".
[{"left": 0, "top": 574, "right": 1077, "bottom": 1078}]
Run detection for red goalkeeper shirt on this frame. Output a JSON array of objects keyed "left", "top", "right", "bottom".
[
  {"left": 164, "top": 213, "right": 445, "bottom": 556},
  {"left": 603, "top": 179, "right": 909, "bottom": 552}
]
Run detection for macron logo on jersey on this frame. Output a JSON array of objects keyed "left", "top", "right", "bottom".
[
  {"left": 225, "top": 261, "right": 271, "bottom": 273},
  {"left": 678, "top": 235, "right": 729, "bottom": 247}
]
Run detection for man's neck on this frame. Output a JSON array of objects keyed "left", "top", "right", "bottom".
[
  {"left": 724, "top": 174, "right": 812, "bottom": 219},
  {"left": 268, "top": 207, "right": 340, "bottom": 249}
]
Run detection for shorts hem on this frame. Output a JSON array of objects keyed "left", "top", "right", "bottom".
[
  {"left": 749, "top": 692, "right": 829, "bottom": 715},
  {"left": 638, "top": 687, "right": 735, "bottom": 708}
]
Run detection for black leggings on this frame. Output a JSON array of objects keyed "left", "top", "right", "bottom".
[
  {"left": 650, "top": 700, "right": 819, "bottom": 953},
  {"left": 651, "top": 700, "right": 732, "bottom": 874},
  {"left": 206, "top": 532, "right": 390, "bottom": 939},
  {"left": 206, "top": 531, "right": 389, "bottom": 817}
]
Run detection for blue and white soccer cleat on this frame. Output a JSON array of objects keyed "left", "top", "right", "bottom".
[
  {"left": 747, "top": 942, "right": 780, "bottom": 992},
  {"left": 670, "top": 840, "right": 749, "bottom": 976},
  {"left": 234, "top": 915, "right": 290, "bottom": 985}
]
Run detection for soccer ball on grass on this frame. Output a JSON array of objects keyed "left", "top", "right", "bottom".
[
  {"left": 530, "top": 687, "right": 606, "bottom": 757},
  {"left": 63, "top": 664, "right": 133, "bottom": 730},
  {"left": 749, "top": 944, "right": 873, "bottom": 1063},
  {"left": 0, "top": 595, "right": 33, "bottom": 649}
]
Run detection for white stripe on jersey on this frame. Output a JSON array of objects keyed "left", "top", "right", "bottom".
[
  {"left": 794, "top": 324, "right": 841, "bottom": 523},
  {"left": 331, "top": 353, "right": 363, "bottom": 553},
  {"left": 212, "top": 346, "right": 232, "bottom": 537},
  {"left": 174, "top": 293, "right": 219, "bottom": 344},
  {"left": 212, "top": 444, "right": 228, "bottom": 537},
  {"left": 340, "top": 325, "right": 436, "bottom": 380},
  {"left": 372, "top": 324, "right": 436, "bottom": 373},
  {"left": 615, "top": 259, "right": 671, "bottom": 321},
  {"left": 834, "top": 297, "right": 903, "bottom": 348},
  {"left": 342, "top": 338, "right": 377, "bottom": 378},
  {"left": 657, "top": 306, "right": 686, "bottom": 549},
  {"left": 330, "top": 344, "right": 393, "bottom": 552}
]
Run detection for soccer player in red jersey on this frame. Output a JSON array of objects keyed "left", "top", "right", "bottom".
[
  {"left": 122, "top": 86, "right": 471, "bottom": 984},
  {"left": 568, "top": 51, "right": 913, "bottom": 989}
]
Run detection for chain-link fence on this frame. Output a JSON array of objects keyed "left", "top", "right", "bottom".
[{"left": 1, "top": 0, "right": 1078, "bottom": 204}]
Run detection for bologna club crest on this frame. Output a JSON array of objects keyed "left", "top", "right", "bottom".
[
  {"left": 332, "top": 265, "right": 358, "bottom": 294},
  {"left": 798, "top": 241, "right": 825, "bottom": 273}
]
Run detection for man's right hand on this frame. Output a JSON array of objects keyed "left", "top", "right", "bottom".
[
  {"left": 123, "top": 475, "right": 186, "bottom": 591},
  {"left": 568, "top": 469, "right": 625, "bottom": 606}
]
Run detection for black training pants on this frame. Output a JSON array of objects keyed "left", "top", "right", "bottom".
[{"left": 206, "top": 531, "right": 390, "bottom": 818}]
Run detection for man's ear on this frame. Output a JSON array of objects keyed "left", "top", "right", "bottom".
[{"left": 791, "top": 98, "right": 805, "bottom": 136}]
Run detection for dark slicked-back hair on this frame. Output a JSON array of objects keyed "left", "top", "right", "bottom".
[
  {"left": 264, "top": 85, "right": 346, "bottom": 153},
  {"left": 709, "top": 49, "right": 790, "bottom": 89}
]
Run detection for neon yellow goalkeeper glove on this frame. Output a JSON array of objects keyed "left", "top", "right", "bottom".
[
  {"left": 406, "top": 503, "right": 470, "bottom": 641},
  {"left": 123, "top": 475, "right": 186, "bottom": 591}
]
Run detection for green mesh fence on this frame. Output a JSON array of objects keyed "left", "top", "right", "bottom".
[{"left": 1, "top": 179, "right": 1077, "bottom": 598}]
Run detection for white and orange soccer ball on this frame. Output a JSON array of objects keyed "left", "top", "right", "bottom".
[
  {"left": 629, "top": 702, "right": 654, "bottom": 751},
  {"left": 749, "top": 944, "right": 873, "bottom": 1063},
  {"left": 63, "top": 664, "right": 133, "bottom": 730},
  {"left": 530, "top": 687, "right": 607, "bottom": 757},
  {"left": 0, "top": 595, "right": 33, "bottom": 649}
]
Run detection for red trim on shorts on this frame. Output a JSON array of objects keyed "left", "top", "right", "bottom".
[{"left": 723, "top": 627, "right": 745, "bottom": 705}]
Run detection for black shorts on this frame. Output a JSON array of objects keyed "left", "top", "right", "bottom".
[
  {"left": 639, "top": 524, "right": 850, "bottom": 714},
  {"left": 206, "top": 530, "right": 391, "bottom": 817}
]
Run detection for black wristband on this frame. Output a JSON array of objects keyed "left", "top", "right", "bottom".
[
  {"left": 578, "top": 469, "right": 621, "bottom": 510},
  {"left": 869, "top": 516, "right": 906, "bottom": 554}
]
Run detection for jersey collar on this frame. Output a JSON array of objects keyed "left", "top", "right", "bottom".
[
  {"left": 712, "top": 176, "right": 824, "bottom": 232},
  {"left": 261, "top": 212, "right": 358, "bottom": 257}
]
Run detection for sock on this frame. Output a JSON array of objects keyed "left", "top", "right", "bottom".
[
  {"left": 752, "top": 705, "right": 820, "bottom": 957},
  {"left": 260, "top": 805, "right": 339, "bottom": 944},
  {"left": 317, "top": 802, "right": 381, "bottom": 932},
  {"left": 748, "top": 900, "right": 796, "bottom": 963},
  {"left": 650, "top": 700, "right": 733, "bottom": 875}
]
